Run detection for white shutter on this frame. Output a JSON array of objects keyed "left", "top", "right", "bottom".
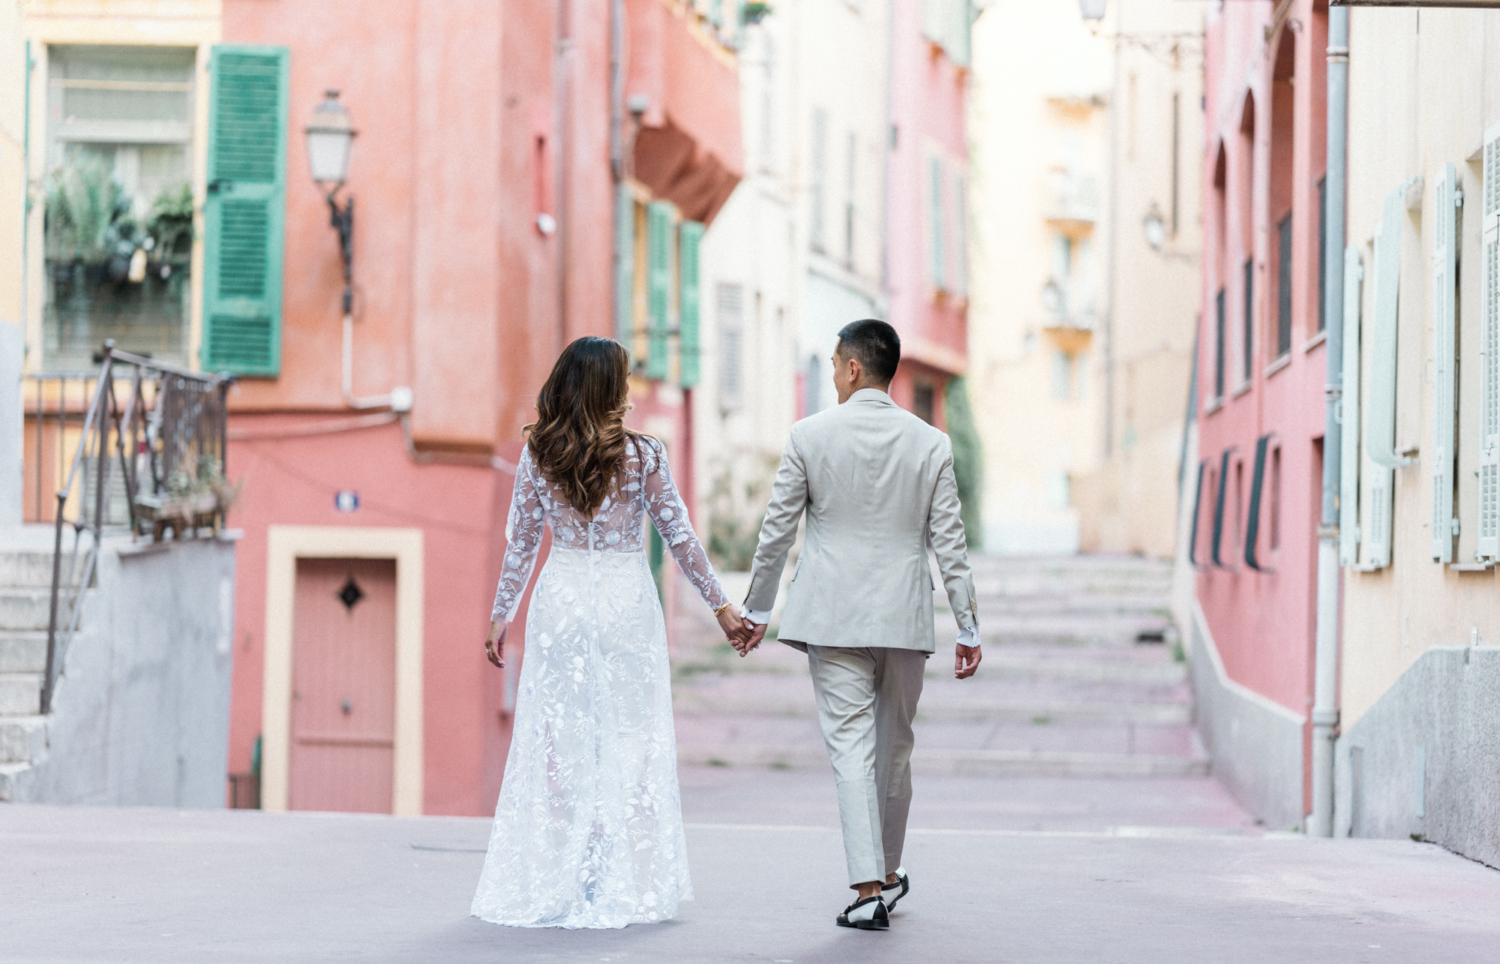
[
  {"left": 1479, "top": 128, "right": 1500, "bottom": 560},
  {"left": 1363, "top": 185, "right": 1408, "bottom": 569},
  {"left": 1430, "top": 163, "right": 1458, "bottom": 563},
  {"left": 1340, "top": 246, "right": 1364, "bottom": 566}
]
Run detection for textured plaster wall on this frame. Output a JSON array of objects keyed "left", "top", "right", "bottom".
[
  {"left": 1335, "top": 647, "right": 1500, "bottom": 870},
  {"left": 21, "top": 536, "right": 236, "bottom": 807}
]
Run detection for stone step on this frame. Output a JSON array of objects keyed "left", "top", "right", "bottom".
[
  {"left": 0, "top": 673, "right": 43, "bottom": 716},
  {"left": 673, "top": 690, "right": 1191, "bottom": 725},
  {"left": 969, "top": 650, "right": 1188, "bottom": 685},
  {"left": 676, "top": 743, "right": 1209, "bottom": 778},
  {"left": 979, "top": 616, "right": 1174, "bottom": 647},
  {"left": 0, "top": 761, "right": 35, "bottom": 802},
  {"left": 0, "top": 589, "right": 56, "bottom": 632},
  {"left": 0, "top": 632, "right": 49, "bottom": 674},
  {"left": 0, "top": 715, "right": 47, "bottom": 764},
  {"left": 0, "top": 550, "right": 58, "bottom": 589}
]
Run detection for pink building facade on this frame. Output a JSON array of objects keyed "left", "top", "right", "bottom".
[
  {"left": 1190, "top": 0, "right": 1330, "bottom": 829},
  {"left": 886, "top": 0, "right": 970, "bottom": 425}
]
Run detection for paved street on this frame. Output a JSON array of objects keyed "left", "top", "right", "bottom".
[
  {"left": 5, "top": 790, "right": 1500, "bottom": 963},
  {"left": 5, "top": 554, "right": 1499, "bottom": 961}
]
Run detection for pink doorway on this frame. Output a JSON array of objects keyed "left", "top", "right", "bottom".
[{"left": 289, "top": 558, "right": 398, "bottom": 813}]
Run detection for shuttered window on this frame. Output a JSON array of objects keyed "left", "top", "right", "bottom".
[
  {"left": 718, "top": 283, "right": 745, "bottom": 411},
  {"left": 1339, "top": 247, "right": 1364, "bottom": 566},
  {"left": 1214, "top": 287, "right": 1226, "bottom": 400},
  {"left": 1245, "top": 434, "right": 1270, "bottom": 571},
  {"left": 202, "top": 46, "right": 287, "bottom": 376},
  {"left": 929, "top": 156, "right": 946, "bottom": 290},
  {"left": 678, "top": 220, "right": 704, "bottom": 389},
  {"left": 1317, "top": 175, "right": 1328, "bottom": 332},
  {"left": 615, "top": 184, "right": 636, "bottom": 350},
  {"left": 645, "top": 201, "right": 673, "bottom": 380},
  {"left": 1362, "top": 183, "right": 1411, "bottom": 569},
  {"left": 1276, "top": 213, "right": 1292, "bottom": 357},
  {"left": 1211, "top": 449, "right": 1231, "bottom": 567},
  {"left": 953, "top": 172, "right": 969, "bottom": 300},
  {"left": 809, "top": 108, "right": 828, "bottom": 253},
  {"left": 1431, "top": 163, "right": 1458, "bottom": 563},
  {"left": 1479, "top": 128, "right": 1500, "bottom": 560},
  {"left": 1242, "top": 257, "right": 1254, "bottom": 382}
]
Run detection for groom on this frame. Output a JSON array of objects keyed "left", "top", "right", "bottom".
[{"left": 735, "top": 319, "right": 980, "bottom": 931}]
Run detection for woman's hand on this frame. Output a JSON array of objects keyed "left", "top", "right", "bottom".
[
  {"left": 485, "top": 620, "right": 508, "bottom": 669},
  {"left": 716, "top": 604, "right": 751, "bottom": 649}
]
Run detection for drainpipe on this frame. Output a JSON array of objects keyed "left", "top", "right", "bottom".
[{"left": 1309, "top": 3, "right": 1348, "bottom": 838}]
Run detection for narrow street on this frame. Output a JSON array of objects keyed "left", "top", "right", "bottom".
[{"left": 4, "top": 555, "right": 1500, "bottom": 962}]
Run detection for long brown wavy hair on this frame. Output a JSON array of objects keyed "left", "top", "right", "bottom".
[{"left": 525, "top": 337, "right": 642, "bottom": 517}]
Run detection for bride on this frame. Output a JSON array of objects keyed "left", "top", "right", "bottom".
[{"left": 472, "top": 336, "right": 749, "bottom": 929}]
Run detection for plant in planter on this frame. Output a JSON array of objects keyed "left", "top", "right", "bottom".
[
  {"left": 742, "top": 2, "right": 772, "bottom": 25},
  {"left": 135, "top": 455, "right": 242, "bottom": 541}
]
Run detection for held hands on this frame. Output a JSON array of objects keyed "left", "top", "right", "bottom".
[
  {"left": 485, "top": 620, "right": 507, "bottom": 669},
  {"left": 731, "top": 618, "right": 768, "bottom": 657},
  {"left": 954, "top": 642, "right": 981, "bottom": 679},
  {"left": 717, "top": 604, "right": 756, "bottom": 651}
]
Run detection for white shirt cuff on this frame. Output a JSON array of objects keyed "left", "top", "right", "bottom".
[
  {"left": 743, "top": 608, "right": 772, "bottom": 625},
  {"left": 957, "top": 626, "right": 980, "bottom": 648}
]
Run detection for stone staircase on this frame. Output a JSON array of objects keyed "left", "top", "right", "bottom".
[
  {"left": 0, "top": 546, "right": 59, "bottom": 801},
  {"left": 671, "top": 553, "right": 1207, "bottom": 778}
]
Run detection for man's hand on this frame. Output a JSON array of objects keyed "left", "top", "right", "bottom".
[
  {"left": 954, "top": 643, "right": 981, "bottom": 679},
  {"left": 717, "top": 604, "right": 752, "bottom": 648},
  {"left": 734, "top": 619, "right": 768, "bottom": 657},
  {"left": 485, "top": 620, "right": 508, "bottom": 669}
]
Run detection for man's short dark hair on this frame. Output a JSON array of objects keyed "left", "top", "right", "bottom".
[{"left": 835, "top": 319, "right": 901, "bottom": 385}]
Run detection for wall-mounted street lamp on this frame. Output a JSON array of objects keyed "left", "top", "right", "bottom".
[
  {"left": 306, "top": 90, "right": 357, "bottom": 314},
  {"left": 304, "top": 91, "right": 409, "bottom": 414},
  {"left": 1079, "top": 0, "right": 1108, "bottom": 21}
]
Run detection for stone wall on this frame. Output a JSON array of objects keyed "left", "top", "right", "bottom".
[
  {"left": 20, "top": 534, "right": 236, "bottom": 807},
  {"left": 1335, "top": 646, "right": 1500, "bottom": 870}
]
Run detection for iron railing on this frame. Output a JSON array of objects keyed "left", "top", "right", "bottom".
[{"left": 38, "top": 341, "right": 232, "bottom": 714}]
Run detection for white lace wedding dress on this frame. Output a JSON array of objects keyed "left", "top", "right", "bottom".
[{"left": 471, "top": 436, "right": 729, "bottom": 929}]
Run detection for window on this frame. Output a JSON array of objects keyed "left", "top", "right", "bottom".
[
  {"left": 920, "top": 0, "right": 972, "bottom": 67},
  {"left": 928, "top": 155, "right": 946, "bottom": 290},
  {"left": 1214, "top": 287, "right": 1226, "bottom": 400},
  {"left": 44, "top": 45, "right": 196, "bottom": 368},
  {"left": 1276, "top": 213, "right": 1293, "bottom": 357},
  {"left": 1233, "top": 458, "right": 1244, "bottom": 557},
  {"left": 717, "top": 283, "right": 744, "bottom": 411},
  {"left": 1269, "top": 444, "right": 1281, "bottom": 551},
  {"left": 844, "top": 131, "right": 856, "bottom": 267},
  {"left": 953, "top": 172, "right": 969, "bottom": 299},
  {"left": 1317, "top": 175, "right": 1328, "bottom": 332},
  {"left": 809, "top": 108, "right": 828, "bottom": 252},
  {"left": 1170, "top": 92, "right": 1181, "bottom": 236},
  {"left": 913, "top": 380, "right": 936, "bottom": 424},
  {"left": 1051, "top": 350, "right": 1073, "bottom": 401},
  {"left": 1242, "top": 257, "right": 1254, "bottom": 382}
]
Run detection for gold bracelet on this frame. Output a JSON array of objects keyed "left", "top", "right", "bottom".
[{"left": 713, "top": 602, "right": 732, "bottom": 616}]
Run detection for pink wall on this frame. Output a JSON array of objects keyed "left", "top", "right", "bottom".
[
  {"left": 1196, "top": 0, "right": 1330, "bottom": 813},
  {"left": 887, "top": 0, "right": 970, "bottom": 415},
  {"left": 221, "top": 0, "right": 741, "bottom": 815}
]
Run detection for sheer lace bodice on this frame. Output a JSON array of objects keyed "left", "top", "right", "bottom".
[{"left": 491, "top": 437, "right": 728, "bottom": 621}]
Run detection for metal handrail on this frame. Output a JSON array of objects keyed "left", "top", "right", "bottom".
[{"left": 39, "top": 341, "right": 233, "bottom": 715}]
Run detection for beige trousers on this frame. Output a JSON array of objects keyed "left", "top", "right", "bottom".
[{"left": 805, "top": 644, "right": 927, "bottom": 887}]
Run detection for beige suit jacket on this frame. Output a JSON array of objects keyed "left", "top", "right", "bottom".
[{"left": 743, "top": 388, "right": 978, "bottom": 653}]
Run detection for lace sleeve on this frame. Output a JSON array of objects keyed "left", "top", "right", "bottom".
[
  {"left": 641, "top": 438, "right": 730, "bottom": 611},
  {"left": 491, "top": 448, "right": 546, "bottom": 622}
]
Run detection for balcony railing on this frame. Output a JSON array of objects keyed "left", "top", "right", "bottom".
[
  {"left": 36, "top": 341, "right": 233, "bottom": 714},
  {"left": 1044, "top": 170, "right": 1102, "bottom": 226}
]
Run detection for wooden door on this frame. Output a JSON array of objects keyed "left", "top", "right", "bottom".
[{"left": 289, "top": 558, "right": 397, "bottom": 813}]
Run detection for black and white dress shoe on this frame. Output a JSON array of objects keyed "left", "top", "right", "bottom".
[
  {"left": 836, "top": 895, "right": 889, "bottom": 930},
  {"left": 882, "top": 867, "right": 910, "bottom": 912}
]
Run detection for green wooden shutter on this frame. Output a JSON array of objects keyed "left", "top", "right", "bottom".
[
  {"left": 202, "top": 46, "right": 287, "bottom": 377},
  {"left": 1363, "top": 183, "right": 1410, "bottom": 570},
  {"left": 615, "top": 184, "right": 636, "bottom": 350},
  {"left": 1431, "top": 163, "right": 1458, "bottom": 563},
  {"left": 678, "top": 221, "right": 703, "bottom": 388},
  {"left": 646, "top": 201, "right": 673, "bottom": 380}
]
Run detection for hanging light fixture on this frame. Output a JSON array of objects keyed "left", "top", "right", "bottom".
[
  {"left": 304, "top": 90, "right": 357, "bottom": 314},
  {"left": 1079, "top": 0, "right": 1107, "bottom": 21}
]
